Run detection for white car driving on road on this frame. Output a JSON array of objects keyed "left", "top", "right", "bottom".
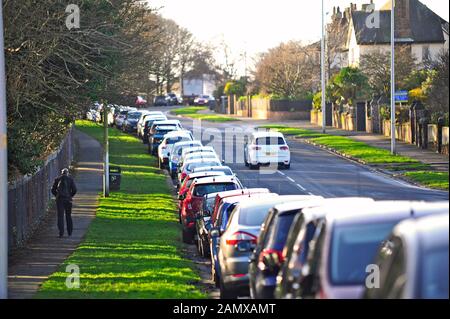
[{"left": 244, "top": 131, "right": 290, "bottom": 169}]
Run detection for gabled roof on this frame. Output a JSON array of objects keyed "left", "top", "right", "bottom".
[{"left": 351, "top": 0, "right": 446, "bottom": 45}]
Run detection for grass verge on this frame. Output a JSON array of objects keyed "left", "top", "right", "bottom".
[
  {"left": 171, "top": 106, "right": 238, "bottom": 122},
  {"left": 36, "top": 120, "right": 206, "bottom": 299},
  {"left": 403, "top": 171, "right": 449, "bottom": 190},
  {"left": 260, "top": 124, "right": 448, "bottom": 191}
]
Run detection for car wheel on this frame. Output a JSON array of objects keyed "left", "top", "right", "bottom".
[
  {"left": 249, "top": 162, "right": 258, "bottom": 170},
  {"left": 284, "top": 163, "right": 291, "bottom": 170},
  {"left": 219, "top": 278, "right": 237, "bottom": 299},
  {"left": 203, "top": 239, "right": 210, "bottom": 257},
  {"left": 182, "top": 228, "right": 193, "bottom": 244}
]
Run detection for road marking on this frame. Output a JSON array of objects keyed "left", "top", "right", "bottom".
[
  {"left": 287, "top": 176, "right": 295, "bottom": 183},
  {"left": 296, "top": 183, "right": 306, "bottom": 191},
  {"left": 308, "top": 192, "right": 315, "bottom": 195},
  {"left": 277, "top": 171, "right": 286, "bottom": 176}
]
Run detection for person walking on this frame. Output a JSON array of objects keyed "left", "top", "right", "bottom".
[{"left": 51, "top": 168, "right": 77, "bottom": 238}]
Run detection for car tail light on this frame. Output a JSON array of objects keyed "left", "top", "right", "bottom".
[
  {"left": 187, "top": 222, "right": 195, "bottom": 228},
  {"left": 180, "top": 172, "right": 187, "bottom": 181},
  {"left": 232, "top": 274, "right": 246, "bottom": 278},
  {"left": 280, "top": 146, "right": 289, "bottom": 151},
  {"left": 258, "top": 249, "right": 285, "bottom": 272},
  {"left": 225, "top": 231, "right": 257, "bottom": 246}
]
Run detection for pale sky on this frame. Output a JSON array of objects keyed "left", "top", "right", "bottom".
[{"left": 149, "top": 0, "right": 449, "bottom": 75}]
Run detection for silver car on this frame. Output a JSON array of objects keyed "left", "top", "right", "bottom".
[
  {"left": 296, "top": 201, "right": 449, "bottom": 299},
  {"left": 217, "top": 195, "right": 318, "bottom": 299},
  {"left": 364, "top": 208, "right": 449, "bottom": 299}
]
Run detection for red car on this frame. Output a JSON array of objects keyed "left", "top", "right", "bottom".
[
  {"left": 179, "top": 176, "right": 242, "bottom": 243},
  {"left": 177, "top": 171, "right": 226, "bottom": 221}
]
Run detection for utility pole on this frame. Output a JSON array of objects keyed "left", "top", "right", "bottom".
[
  {"left": 321, "top": 0, "right": 327, "bottom": 133},
  {"left": 103, "top": 103, "right": 109, "bottom": 197},
  {"left": 0, "top": 2, "right": 8, "bottom": 299},
  {"left": 390, "top": 0, "right": 396, "bottom": 154}
]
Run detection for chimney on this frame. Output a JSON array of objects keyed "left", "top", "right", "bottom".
[{"left": 395, "top": 0, "right": 412, "bottom": 39}]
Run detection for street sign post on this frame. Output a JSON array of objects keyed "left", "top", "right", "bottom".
[
  {"left": 395, "top": 90, "right": 409, "bottom": 103},
  {"left": 390, "top": 0, "right": 396, "bottom": 154}
]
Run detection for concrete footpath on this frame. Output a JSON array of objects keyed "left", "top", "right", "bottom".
[{"left": 7, "top": 129, "right": 102, "bottom": 299}]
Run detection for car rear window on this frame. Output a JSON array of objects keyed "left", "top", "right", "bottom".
[
  {"left": 193, "top": 183, "right": 238, "bottom": 197},
  {"left": 167, "top": 136, "right": 191, "bottom": 144},
  {"left": 265, "top": 213, "right": 297, "bottom": 250},
  {"left": 239, "top": 203, "right": 279, "bottom": 226},
  {"left": 256, "top": 137, "right": 286, "bottom": 146},
  {"left": 187, "top": 162, "right": 220, "bottom": 172},
  {"left": 330, "top": 222, "right": 398, "bottom": 285},
  {"left": 156, "top": 129, "right": 174, "bottom": 135}
]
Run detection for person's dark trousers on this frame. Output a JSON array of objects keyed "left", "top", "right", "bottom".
[{"left": 57, "top": 198, "right": 73, "bottom": 236}]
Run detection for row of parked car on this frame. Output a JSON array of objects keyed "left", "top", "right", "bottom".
[{"left": 85, "top": 106, "right": 449, "bottom": 300}]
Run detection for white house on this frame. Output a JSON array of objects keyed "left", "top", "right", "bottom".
[{"left": 336, "top": 0, "right": 449, "bottom": 67}]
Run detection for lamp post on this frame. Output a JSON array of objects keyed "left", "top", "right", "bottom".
[
  {"left": 390, "top": 0, "right": 396, "bottom": 154},
  {"left": 321, "top": 0, "right": 327, "bottom": 133},
  {"left": 0, "top": 1, "right": 9, "bottom": 299}
]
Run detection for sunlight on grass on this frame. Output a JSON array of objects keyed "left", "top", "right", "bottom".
[
  {"left": 404, "top": 171, "right": 449, "bottom": 190},
  {"left": 171, "top": 106, "right": 239, "bottom": 122},
  {"left": 36, "top": 120, "right": 205, "bottom": 299}
]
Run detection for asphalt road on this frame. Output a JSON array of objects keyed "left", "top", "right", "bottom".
[{"left": 158, "top": 107, "right": 448, "bottom": 202}]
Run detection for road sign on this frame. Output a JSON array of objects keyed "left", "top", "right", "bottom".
[{"left": 395, "top": 91, "right": 409, "bottom": 103}]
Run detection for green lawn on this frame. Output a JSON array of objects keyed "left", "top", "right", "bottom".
[
  {"left": 171, "top": 106, "right": 238, "bottom": 122},
  {"left": 36, "top": 120, "right": 205, "bottom": 299},
  {"left": 404, "top": 171, "right": 449, "bottom": 190},
  {"left": 260, "top": 124, "right": 448, "bottom": 191}
]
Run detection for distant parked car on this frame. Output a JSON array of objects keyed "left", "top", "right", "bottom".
[
  {"left": 179, "top": 176, "right": 242, "bottom": 244},
  {"left": 154, "top": 95, "right": 169, "bottom": 106},
  {"left": 364, "top": 207, "right": 449, "bottom": 299},
  {"left": 123, "top": 111, "right": 145, "bottom": 133},
  {"left": 169, "top": 141, "right": 203, "bottom": 179},
  {"left": 194, "top": 95, "right": 212, "bottom": 106},
  {"left": 149, "top": 125, "right": 180, "bottom": 155},
  {"left": 217, "top": 195, "right": 323, "bottom": 299},
  {"left": 177, "top": 158, "right": 222, "bottom": 187},
  {"left": 244, "top": 132, "right": 290, "bottom": 170},
  {"left": 157, "top": 131, "right": 194, "bottom": 169},
  {"left": 288, "top": 201, "right": 447, "bottom": 300},
  {"left": 137, "top": 111, "right": 165, "bottom": 138},
  {"left": 147, "top": 120, "right": 183, "bottom": 153},
  {"left": 167, "top": 93, "right": 182, "bottom": 106},
  {"left": 141, "top": 115, "right": 168, "bottom": 143}
]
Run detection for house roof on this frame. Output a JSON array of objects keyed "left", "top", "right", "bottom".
[{"left": 351, "top": 0, "right": 446, "bottom": 45}]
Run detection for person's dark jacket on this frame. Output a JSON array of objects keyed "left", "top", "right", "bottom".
[{"left": 52, "top": 175, "right": 77, "bottom": 201}]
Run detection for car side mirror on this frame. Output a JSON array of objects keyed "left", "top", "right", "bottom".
[{"left": 178, "top": 194, "right": 186, "bottom": 200}]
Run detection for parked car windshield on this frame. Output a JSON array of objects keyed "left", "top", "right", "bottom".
[
  {"left": 330, "top": 222, "right": 398, "bottom": 286},
  {"left": 167, "top": 136, "right": 191, "bottom": 145},
  {"left": 193, "top": 183, "right": 238, "bottom": 197},
  {"left": 186, "top": 162, "right": 221, "bottom": 172},
  {"left": 239, "top": 203, "right": 280, "bottom": 226},
  {"left": 420, "top": 248, "right": 449, "bottom": 299},
  {"left": 127, "top": 112, "right": 141, "bottom": 120},
  {"left": 256, "top": 137, "right": 286, "bottom": 145}
]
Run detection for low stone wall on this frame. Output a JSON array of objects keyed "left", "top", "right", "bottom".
[
  {"left": 231, "top": 96, "right": 312, "bottom": 121},
  {"left": 382, "top": 120, "right": 413, "bottom": 144}
]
